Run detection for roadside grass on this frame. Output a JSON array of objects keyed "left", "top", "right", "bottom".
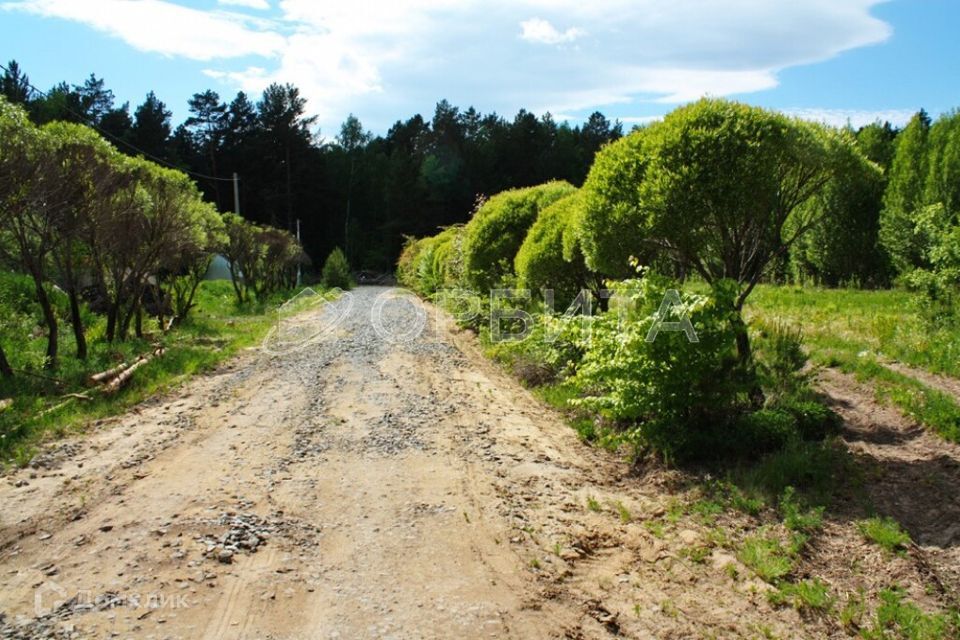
[
  {"left": 0, "top": 280, "right": 323, "bottom": 467},
  {"left": 435, "top": 282, "right": 960, "bottom": 636},
  {"left": 748, "top": 285, "right": 960, "bottom": 444},
  {"left": 747, "top": 285, "right": 960, "bottom": 379},
  {"left": 860, "top": 586, "right": 958, "bottom": 640},
  {"left": 857, "top": 516, "right": 912, "bottom": 555},
  {"left": 767, "top": 578, "right": 835, "bottom": 613},
  {"left": 737, "top": 533, "right": 796, "bottom": 582}
]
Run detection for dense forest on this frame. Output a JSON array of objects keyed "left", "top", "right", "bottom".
[{"left": 0, "top": 60, "right": 625, "bottom": 272}]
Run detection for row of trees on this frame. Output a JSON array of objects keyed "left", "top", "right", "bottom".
[
  {"left": 0, "top": 97, "right": 304, "bottom": 375},
  {"left": 1, "top": 60, "right": 625, "bottom": 272},
  {"left": 402, "top": 99, "right": 875, "bottom": 372},
  {"left": 402, "top": 99, "right": 863, "bottom": 459},
  {"left": 879, "top": 110, "right": 960, "bottom": 323}
]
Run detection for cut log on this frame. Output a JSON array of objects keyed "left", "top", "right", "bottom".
[
  {"left": 103, "top": 354, "right": 153, "bottom": 394},
  {"left": 89, "top": 362, "right": 129, "bottom": 385}
]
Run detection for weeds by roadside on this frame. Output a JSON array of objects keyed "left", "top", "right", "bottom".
[{"left": 0, "top": 280, "right": 327, "bottom": 467}]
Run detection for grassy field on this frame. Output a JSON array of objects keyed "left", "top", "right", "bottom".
[
  {"left": 747, "top": 284, "right": 960, "bottom": 442},
  {"left": 0, "top": 277, "right": 314, "bottom": 467}
]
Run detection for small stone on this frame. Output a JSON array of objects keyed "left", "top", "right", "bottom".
[{"left": 217, "top": 549, "right": 234, "bottom": 564}]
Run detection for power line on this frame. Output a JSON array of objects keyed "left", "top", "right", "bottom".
[{"left": 0, "top": 62, "right": 236, "bottom": 183}]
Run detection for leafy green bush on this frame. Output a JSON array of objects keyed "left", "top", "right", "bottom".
[
  {"left": 570, "top": 274, "right": 755, "bottom": 461},
  {"left": 486, "top": 312, "right": 586, "bottom": 385},
  {"left": 396, "top": 236, "right": 424, "bottom": 290},
  {"left": 321, "top": 247, "right": 352, "bottom": 290},
  {"left": 514, "top": 191, "right": 598, "bottom": 309},
  {"left": 578, "top": 128, "right": 655, "bottom": 278},
  {"left": 461, "top": 181, "right": 575, "bottom": 292}
]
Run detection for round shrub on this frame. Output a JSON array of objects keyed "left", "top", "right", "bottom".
[
  {"left": 515, "top": 191, "right": 598, "bottom": 309},
  {"left": 461, "top": 181, "right": 575, "bottom": 291},
  {"left": 578, "top": 129, "right": 654, "bottom": 278}
]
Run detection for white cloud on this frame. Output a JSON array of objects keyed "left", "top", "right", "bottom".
[
  {"left": 4, "top": 0, "right": 896, "bottom": 131},
  {"left": 5, "top": 0, "right": 284, "bottom": 60},
  {"left": 783, "top": 108, "right": 916, "bottom": 128},
  {"left": 218, "top": 0, "right": 270, "bottom": 9},
  {"left": 520, "top": 18, "right": 584, "bottom": 45}
]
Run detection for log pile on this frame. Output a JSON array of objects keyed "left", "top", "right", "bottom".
[{"left": 89, "top": 346, "right": 166, "bottom": 394}]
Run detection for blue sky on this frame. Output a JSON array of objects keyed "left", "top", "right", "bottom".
[{"left": 0, "top": 0, "right": 957, "bottom": 138}]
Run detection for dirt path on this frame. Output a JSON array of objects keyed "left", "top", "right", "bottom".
[
  {"left": 2, "top": 288, "right": 959, "bottom": 640},
  {"left": 0, "top": 288, "right": 629, "bottom": 639}
]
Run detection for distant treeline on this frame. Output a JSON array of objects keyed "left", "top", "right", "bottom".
[{"left": 1, "top": 60, "right": 624, "bottom": 272}]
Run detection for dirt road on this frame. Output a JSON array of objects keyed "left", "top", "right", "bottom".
[
  {"left": 0, "top": 288, "right": 625, "bottom": 639},
  {"left": 2, "top": 287, "right": 958, "bottom": 640}
]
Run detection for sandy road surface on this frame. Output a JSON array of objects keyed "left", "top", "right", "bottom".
[{"left": 0, "top": 287, "right": 632, "bottom": 639}]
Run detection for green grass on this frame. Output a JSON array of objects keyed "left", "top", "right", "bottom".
[
  {"left": 747, "top": 285, "right": 960, "bottom": 379},
  {"left": 737, "top": 534, "right": 795, "bottom": 583},
  {"left": 0, "top": 279, "right": 323, "bottom": 466},
  {"left": 860, "top": 586, "right": 958, "bottom": 640},
  {"left": 614, "top": 500, "right": 632, "bottom": 523},
  {"left": 768, "top": 578, "right": 835, "bottom": 613},
  {"left": 748, "top": 285, "right": 960, "bottom": 443},
  {"left": 857, "top": 517, "right": 912, "bottom": 555}
]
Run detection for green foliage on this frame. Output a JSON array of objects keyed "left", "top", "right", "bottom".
[
  {"left": 486, "top": 313, "right": 584, "bottom": 385},
  {"left": 578, "top": 128, "right": 654, "bottom": 278},
  {"left": 570, "top": 274, "right": 752, "bottom": 461},
  {"left": 515, "top": 191, "right": 598, "bottom": 309},
  {"left": 790, "top": 134, "right": 891, "bottom": 287},
  {"left": 321, "top": 247, "right": 353, "bottom": 290},
  {"left": 582, "top": 99, "right": 847, "bottom": 313},
  {"left": 461, "top": 181, "right": 575, "bottom": 292},
  {"left": 857, "top": 517, "right": 911, "bottom": 554},
  {"left": 733, "top": 439, "right": 848, "bottom": 504},
  {"left": 881, "top": 111, "right": 932, "bottom": 274},
  {"left": 779, "top": 486, "right": 824, "bottom": 534},
  {"left": 396, "top": 236, "right": 423, "bottom": 290}
]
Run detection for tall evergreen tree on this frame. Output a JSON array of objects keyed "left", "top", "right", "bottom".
[
  {"left": 1, "top": 59, "right": 31, "bottom": 105},
  {"left": 130, "top": 91, "right": 172, "bottom": 160}
]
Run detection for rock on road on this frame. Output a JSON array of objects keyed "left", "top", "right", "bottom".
[{"left": 0, "top": 287, "right": 633, "bottom": 639}]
